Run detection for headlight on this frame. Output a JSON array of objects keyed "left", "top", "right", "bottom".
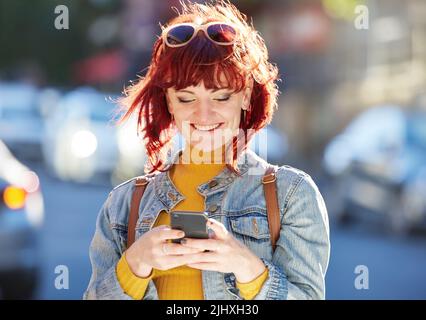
[
  {"left": 71, "top": 130, "right": 98, "bottom": 158},
  {"left": 3, "top": 186, "right": 26, "bottom": 209}
]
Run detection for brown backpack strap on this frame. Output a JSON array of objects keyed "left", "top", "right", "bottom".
[
  {"left": 262, "top": 166, "right": 280, "bottom": 251},
  {"left": 127, "top": 177, "right": 149, "bottom": 249}
]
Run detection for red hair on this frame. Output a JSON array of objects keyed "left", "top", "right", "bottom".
[{"left": 118, "top": 0, "right": 280, "bottom": 174}]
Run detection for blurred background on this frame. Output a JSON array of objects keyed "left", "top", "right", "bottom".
[{"left": 0, "top": 0, "right": 425, "bottom": 299}]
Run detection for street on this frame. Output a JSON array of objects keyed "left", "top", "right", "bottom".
[{"left": 31, "top": 162, "right": 426, "bottom": 300}]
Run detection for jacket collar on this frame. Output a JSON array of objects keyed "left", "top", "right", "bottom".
[{"left": 153, "top": 147, "right": 262, "bottom": 212}]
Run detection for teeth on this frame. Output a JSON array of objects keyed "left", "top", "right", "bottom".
[{"left": 193, "top": 123, "right": 221, "bottom": 131}]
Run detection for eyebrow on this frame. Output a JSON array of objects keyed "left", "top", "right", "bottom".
[{"left": 177, "top": 88, "right": 229, "bottom": 94}]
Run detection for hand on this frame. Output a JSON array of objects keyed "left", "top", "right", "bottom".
[
  {"left": 125, "top": 225, "right": 205, "bottom": 278},
  {"left": 181, "top": 219, "right": 266, "bottom": 283}
]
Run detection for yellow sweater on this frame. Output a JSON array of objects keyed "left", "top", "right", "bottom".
[{"left": 116, "top": 148, "right": 268, "bottom": 300}]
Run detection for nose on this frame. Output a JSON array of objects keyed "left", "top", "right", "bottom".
[{"left": 194, "top": 99, "right": 214, "bottom": 123}]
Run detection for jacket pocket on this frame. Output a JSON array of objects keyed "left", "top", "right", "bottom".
[
  {"left": 229, "top": 214, "right": 270, "bottom": 240},
  {"left": 228, "top": 212, "right": 273, "bottom": 259}
]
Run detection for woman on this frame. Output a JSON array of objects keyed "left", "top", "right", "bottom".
[{"left": 84, "top": 0, "right": 330, "bottom": 300}]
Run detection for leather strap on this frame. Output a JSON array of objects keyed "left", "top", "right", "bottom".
[
  {"left": 127, "top": 177, "right": 149, "bottom": 248},
  {"left": 262, "top": 166, "right": 280, "bottom": 251},
  {"left": 126, "top": 167, "right": 281, "bottom": 251}
]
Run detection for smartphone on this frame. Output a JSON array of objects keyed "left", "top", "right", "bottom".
[{"left": 170, "top": 211, "right": 209, "bottom": 244}]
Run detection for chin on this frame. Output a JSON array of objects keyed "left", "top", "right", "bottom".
[{"left": 188, "top": 143, "right": 216, "bottom": 153}]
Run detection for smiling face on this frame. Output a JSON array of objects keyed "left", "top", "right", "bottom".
[{"left": 166, "top": 80, "right": 252, "bottom": 153}]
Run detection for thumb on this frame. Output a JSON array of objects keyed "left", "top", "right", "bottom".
[{"left": 207, "top": 218, "right": 229, "bottom": 240}]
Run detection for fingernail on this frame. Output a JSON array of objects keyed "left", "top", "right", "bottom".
[{"left": 181, "top": 238, "right": 187, "bottom": 245}]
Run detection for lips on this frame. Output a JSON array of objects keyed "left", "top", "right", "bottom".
[{"left": 191, "top": 123, "right": 224, "bottom": 132}]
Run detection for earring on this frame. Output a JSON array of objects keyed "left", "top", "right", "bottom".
[{"left": 170, "top": 113, "right": 174, "bottom": 123}]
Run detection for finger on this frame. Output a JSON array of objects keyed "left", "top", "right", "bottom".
[
  {"left": 161, "top": 242, "right": 205, "bottom": 255},
  {"left": 187, "top": 251, "right": 218, "bottom": 263},
  {"left": 207, "top": 219, "right": 229, "bottom": 239},
  {"left": 181, "top": 238, "right": 223, "bottom": 252},
  {"left": 157, "top": 227, "right": 185, "bottom": 241},
  {"left": 156, "top": 254, "right": 190, "bottom": 270},
  {"left": 165, "top": 251, "right": 218, "bottom": 268},
  {"left": 161, "top": 253, "right": 210, "bottom": 270},
  {"left": 153, "top": 225, "right": 172, "bottom": 231},
  {"left": 186, "top": 262, "right": 221, "bottom": 272}
]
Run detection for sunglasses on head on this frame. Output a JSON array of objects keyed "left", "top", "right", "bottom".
[{"left": 162, "top": 22, "right": 238, "bottom": 48}]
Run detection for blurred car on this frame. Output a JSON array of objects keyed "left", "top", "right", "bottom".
[
  {"left": 0, "top": 140, "right": 44, "bottom": 299},
  {"left": 42, "top": 87, "right": 147, "bottom": 184},
  {"left": 0, "top": 82, "right": 44, "bottom": 160},
  {"left": 322, "top": 105, "right": 426, "bottom": 234}
]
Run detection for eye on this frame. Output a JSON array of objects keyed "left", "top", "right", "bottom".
[
  {"left": 178, "top": 97, "right": 195, "bottom": 103},
  {"left": 215, "top": 95, "right": 231, "bottom": 102}
]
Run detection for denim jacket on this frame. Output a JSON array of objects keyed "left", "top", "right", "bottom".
[{"left": 83, "top": 148, "right": 330, "bottom": 300}]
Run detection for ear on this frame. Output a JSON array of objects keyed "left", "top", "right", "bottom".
[{"left": 242, "top": 78, "right": 254, "bottom": 110}]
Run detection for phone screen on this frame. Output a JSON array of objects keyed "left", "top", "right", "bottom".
[{"left": 170, "top": 211, "right": 209, "bottom": 243}]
